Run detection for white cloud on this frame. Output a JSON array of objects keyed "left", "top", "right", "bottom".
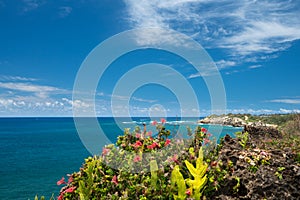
[
  {"left": 22, "top": 0, "right": 45, "bottom": 12},
  {"left": 0, "top": 82, "right": 66, "bottom": 98},
  {"left": 62, "top": 98, "right": 91, "bottom": 109},
  {"left": 0, "top": 75, "right": 38, "bottom": 82},
  {"left": 131, "top": 97, "right": 157, "bottom": 103},
  {"left": 0, "top": 97, "right": 69, "bottom": 116},
  {"left": 99, "top": 92, "right": 158, "bottom": 104},
  {"left": 124, "top": 0, "right": 300, "bottom": 63},
  {"left": 215, "top": 60, "right": 236, "bottom": 69},
  {"left": 268, "top": 99, "right": 300, "bottom": 104},
  {"left": 248, "top": 65, "right": 262, "bottom": 69},
  {"left": 59, "top": 6, "right": 72, "bottom": 18},
  {"left": 224, "top": 108, "right": 300, "bottom": 115},
  {"left": 279, "top": 108, "right": 300, "bottom": 114}
]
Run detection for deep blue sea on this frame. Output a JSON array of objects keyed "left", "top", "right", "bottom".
[{"left": 0, "top": 117, "right": 243, "bottom": 200}]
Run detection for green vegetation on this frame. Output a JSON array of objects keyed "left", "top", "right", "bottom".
[
  {"left": 35, "top": 114, "right": 300, "bottom": 199},
  {"left": 235, "top": 131, "right": 249, "bottom": 149},
  {"left": 54, "top": 119, "right": 216, "bottom": 199}
]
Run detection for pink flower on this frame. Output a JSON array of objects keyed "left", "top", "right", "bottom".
[
  {"left": 102, "top": 148, "right": 110, "bottom": 156},
  {"left": 146, "top": 131, "right": 152, "bottom": 137},
  {"left": 136, "top": 133, "right": 141, "bottom": 138},
  {"left": 207, "top": 133, "right": 212, "bottom": 137},
  {"left": 133, "top": 140, "right": 143, "bottom": 148},
  {"left": 65, "top": 186, "right": 76, "bottom": 193},
  {"left": 133, "top": 155, "right": 141, "bottom": 162},
  {"left": 170, "top": 154, "right": 178, "bottom": 163},
  {"left": 161, "top": 118, "right": 166, "bottom": 124},
  {"left": 185, "top": 189, "right": 191, "bottom": 196},
  {"left": 57, "top": 177, "right": 66, "bottom": 185},
  {"left": 165, "top": 139, "right": 171, "bottom": 146},
  {"left": 147, "top": 142, "right": 158, "bottom": 150},
  {"left": 201, "top": 127, "right": 207, "bottom": 133},
  {"left": 57, "top": 194, "right": 64, "bottom": 200},
  {"left": 203, "top": 138, "right": 210, "bottom": 145},
  {"left": 152, "top": 121, "right": 157, "bottom": 126},
  {"left": 68, "top": 176, "right": 73, "bottom": 184},
  {"left": 112, "top": 175, "right": 118, "bottom": 185}
]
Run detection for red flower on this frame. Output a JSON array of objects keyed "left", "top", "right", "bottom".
[
  {"left": 133, "top": 140, "right": 143, "bottom": 148},
  {"left": 161, "top": 118, "right": 166, "bottom": 123},
  {"left": 57, "top": 194, "right": 64, "bottom": 200},
  {"left": 207, "top": 133, "right": 212, "bottom": 137},
  {"left": 112, "top": 175, "right": 118, "bottom": 185},
  {"left": 201, "top": 127, "right": 207, "bottom": 133},
  {"left": 151, "top": 121, "right": 157, "bottom": 126},
  {"left": 185, "top": 189, "right": 191, "bottom": 196},
  {"left": 102, "top": 148, "right": 110, "bottom": 156},
  {"left": 147, "top": 142, "right": 158, "bottom": 150},
  {"left": 165, "top": 139, "right": 171, "bottom": 146},
  {"left": 68, "top": 176, "right": 74, "bottom": 184},
  {"left": 65, "top": 186, "right": 76, "bottom": 193},
  {"left": 68, "top": 176, "right": 73, "bottom": 184},
  {"left": 57, "top": 177, "right": 66, "bottom": 185},
  {"left": 136, "top": 133, "right": 141, "bottom": 138},
  {"left": 133, "top": 155, "right": 141, "bottom": 162}
]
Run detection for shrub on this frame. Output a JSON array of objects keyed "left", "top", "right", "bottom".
[{"left": 57, "top": 120, "right": 213, "bottom": 199}]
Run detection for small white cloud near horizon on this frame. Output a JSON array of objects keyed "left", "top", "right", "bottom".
[{"left": 268, "top": 99, "right": 300, "bottom": 104}]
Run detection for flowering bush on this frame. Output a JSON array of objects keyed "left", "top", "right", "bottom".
[{"left": 56, "top": 120, "right": 213, "bottom": 199}]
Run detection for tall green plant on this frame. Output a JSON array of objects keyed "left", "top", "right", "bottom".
[
  {"left": 171, "top": 147, "right": 208, "bottom": 200},
  {"left": 185, "top": 147, "right": 208, "bottom": 199},
  {"left": 171, "top": 165, "right": 186, "bottom": 200},
  {"left": 150, "top": 160, "right": 158, "bottom": 188}
]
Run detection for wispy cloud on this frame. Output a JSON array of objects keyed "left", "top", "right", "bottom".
[
  {"left": 225, "top": 108, "right": 300, "bottom": 115},
  {"left": 0, "top": 82, "right": 66, "bottom": 98},
  {"left": 59, "top": 6, "right": 72, "bottom": 18},
  {"left": 268, "top": 99, "right": 300, "bottom": 104},
  {"left": 131, "top": 97, "right": 157, "bottom": 103},
  {"left": 98, "top": 92, "right": 157, "bottom": 103},
  {"left": 248, "top": 65, "right": 262, "bottom": 69},
  {"left": 124, "top": 0, "right": 300, "bottom": 64},
  {"left": 22, "top": 0, "right": 45, "bottom": 12},
  {"left": 0, "top": 75, "right": 38, "bottom": 82}
]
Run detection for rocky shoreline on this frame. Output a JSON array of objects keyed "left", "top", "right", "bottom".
[
  {"left": 199, "top": 115, "right": 278, "bottom": 129},
  {"left": 202, "top": 114, "right": 300, "bottom": 199},
  {"left": 209, "top": 134, "right": 300, "bottom": 200}
]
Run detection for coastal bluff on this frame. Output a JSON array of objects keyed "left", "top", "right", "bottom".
[{"left": 199, "top": 114, "right": 280, "bottom": 137}]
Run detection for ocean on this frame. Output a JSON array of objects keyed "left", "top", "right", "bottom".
[{"left": 0, "top": 117, "right": 243, "bottom": 200}]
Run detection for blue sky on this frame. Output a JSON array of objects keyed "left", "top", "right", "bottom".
[{"left": 0, "top": 0, "right": 300, "bottom": 117}]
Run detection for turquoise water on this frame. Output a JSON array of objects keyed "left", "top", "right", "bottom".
[{"left": 0, "top": 117, "right": 242, "bottom": 200}]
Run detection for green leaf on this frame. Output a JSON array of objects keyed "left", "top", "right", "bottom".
[
  {"left": 185, "top": 160, "right": 198, "bottom": 177},
  {"left": 171, "top": 165, "right": 186, "bottom": 199},
  {"left": 150, "top": 160, "right": 158, "bottom": 188}
]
